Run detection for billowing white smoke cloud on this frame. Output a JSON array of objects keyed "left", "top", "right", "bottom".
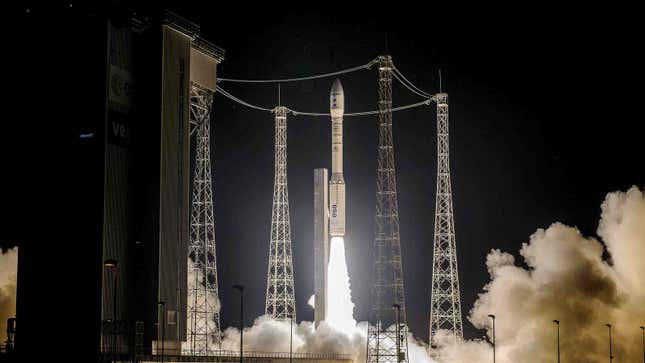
[
  {"left": 435, "top": 186, "right": 645, "bottom": 362},
  {"left": 216, "top": 187, "right": 643, "bottom": 363},
  {"left": 219, "top": 237, "right": 436, "bottom": 363},
  {"left": 219, "top": 312, "right": 433, "bottom": 363},
  {"left": 0, "top": 247, "right": 18, "bottom": 344},
  {"left": 219, "top": 237, "right": 374, "bottom": 361},
  {"left": 221, "top": 316, "right": 367, "bottom": 360}
]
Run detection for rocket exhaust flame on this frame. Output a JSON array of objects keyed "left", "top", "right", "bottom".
[{"left": 326, "top": 237, "right": 356, "bottom": 333}]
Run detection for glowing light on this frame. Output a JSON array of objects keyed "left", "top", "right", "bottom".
[{"left": 326, "top": 237, "right": 356, "bottom": 333}]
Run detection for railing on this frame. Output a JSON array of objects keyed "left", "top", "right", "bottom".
[{"left": 136, "top": 350, "right": 353, "bottom": 362}]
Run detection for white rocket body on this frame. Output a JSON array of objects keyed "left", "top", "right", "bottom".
[{"left": 329, "top": 79, "right": 345, "bottom": 237}]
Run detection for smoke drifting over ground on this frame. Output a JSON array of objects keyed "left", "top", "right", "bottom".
[
  {"left": 218, "top": 188, "right": 643, "bottom": 363},
  {"left": 435, "top": 187, "right": 645, "bottom": 362},
  {"left": 220, "top": 237, "right": 371, "bottom": 361},
  {"left": 0, "top": 247, "right": 18, "bottom": 344},
  {"left": 219, "top": 237, "right": 436, "bottom": 362}
]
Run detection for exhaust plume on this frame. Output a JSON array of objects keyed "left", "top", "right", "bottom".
[
  {"left": 220, "top": 237, "right": 433, "bottom": 363},
  {"left": 327, "top": 237, "right": 356, "bottom": 333},
  {"left": 434, "top": 187, "right": 645, "bottom": 362},
  {"left": 218, "top": 188, "right": 643, "bottom": 363}
]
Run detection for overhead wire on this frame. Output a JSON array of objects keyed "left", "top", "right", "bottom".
[
  {"left": 216, "top": 85, "right": 433, "bottom": 117},
  {"left": 215, "top": 85, "right": 275, "bottom": 112},
  {"left": 215, "top": 58, "right": 438, "bottom": 116},
  {"left": 289, "top": 100, "right": 434, "bottom": 117},
  {"left": 392, "top": 71, "right": 433, "bottom": 99},
  {"left": 391, "top": 65, "right": 433, "bottom": 98},
  {"left": 217, "top": 58, "right": 379, "bottom": 83}
]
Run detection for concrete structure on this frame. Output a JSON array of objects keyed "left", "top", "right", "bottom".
[{"left": 313, "top": 168, "right": 329, "bottom": 326}]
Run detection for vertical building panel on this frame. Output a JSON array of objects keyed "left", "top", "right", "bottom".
[
  {"left": 102, "top": 19, "right": 135, "bottom": 354},
  {"left": 159, "top": 25, "right": 192, "bottom": 347},
  {"left": 189, "top": 47, "right": 218, "bottom": 91}
]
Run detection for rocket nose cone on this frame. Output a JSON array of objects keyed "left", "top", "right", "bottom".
[
  {"left": 330, "top": 79, "right": 345, "bottom": 114},
  {"left": 331, "top": 79, "right": 344, "bottom": 96}
]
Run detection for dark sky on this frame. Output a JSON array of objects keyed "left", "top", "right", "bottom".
[{"left": 5, "top": 3, "right": 644, "bottom": 344}]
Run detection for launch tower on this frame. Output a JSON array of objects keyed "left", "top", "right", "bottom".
[
  {"left": 428, "top": 93, "right": 463, "bottom": 345},
  {"left": 367, "top": 55, "right": 409, "bottom": 363},
  {"left": 265, "top": 106, "right": 297, "bottom": 321},
  {"left": 187, "top": 38, "right": 225, "bottom": 354}
]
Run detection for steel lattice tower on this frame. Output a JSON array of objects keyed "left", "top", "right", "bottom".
[
  {"left": 367, "top": 55, "right": 409, "bottom": 363},
  {"left": 429, "top": 92, "right": 463, "bottom": 346},
  {"left": 265, "top": 106, "right": 297, "bottom": 321},
  {"left": 188, "top": 83, "right": 221, "bottom": 354}
]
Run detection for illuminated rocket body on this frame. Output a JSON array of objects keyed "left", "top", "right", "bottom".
[{"left": 329, "top": 79, "right": 346, "bottom": 237}]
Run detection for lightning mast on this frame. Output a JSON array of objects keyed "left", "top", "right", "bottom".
[
  {"left": 188, "top": 83, "right": 222, "bottom": 354},
  {"left": 429, "top": 92, "right": 463, "bottom": 346},
  {"left": 265, "top": 106, "right": 297, "bottom": 321},
  {"left": 367, "top": 55, "right": 409, "bottom": 363}
]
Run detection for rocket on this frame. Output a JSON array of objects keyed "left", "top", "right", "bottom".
[{"left": 329, "top": 79, "right": 345, "bottom": 237}]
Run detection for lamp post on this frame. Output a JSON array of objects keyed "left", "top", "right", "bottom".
[
  {"left": 553, "top": 320, "right": 560, "bottom": 363},
  {"left": 157, "top": 301, "right": 166, "bottom": 363},
  {"left": 104, "top": 259, "right": 118, "bottom": 363},
  {"left": 393, "top": 304, "right": 401, "bottom": 362},
  {"left": 605, "top": 324, "right": 613, "bottom": 363},
  {"left": 488, "top": 315, "right": 496, "bottom": 363},
  {"left": 641, "top": 326, "right": 645, "bottom": 363},
  {"left": 233, "top": 285, "right": 245, "bottom": 363},
  {"left": 289, "top": 315, "right": 293, "bottom": 363}
]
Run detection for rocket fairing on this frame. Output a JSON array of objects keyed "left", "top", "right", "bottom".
[{"left": 329, "top": 79, "right": 346, "bottom": 237}]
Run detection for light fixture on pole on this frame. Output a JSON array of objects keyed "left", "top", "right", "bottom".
[
  {"left": 233, "top": 285, "right": 245, "bottom": 363},
  {"left": 640, "top": 326, "right": 644, "bottom": 363},
  {"left": 605, "top": 324, "right": 613, "bottom": 363},
  {"left": 553, "top": 320, "right": 560, "bottom": 363},
  {"left": 104, "top": 259, "right": 118, "bottom": 363},
  {"left": 488, "top": 315, "right": 496, "bottom": 363},
  {"left": 157, "top": 301, "right": 166, "bottom": 363}
]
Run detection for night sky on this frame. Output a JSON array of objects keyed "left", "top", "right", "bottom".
[{"left": 4, "top": 3, "right": 644, "bottom": 345}]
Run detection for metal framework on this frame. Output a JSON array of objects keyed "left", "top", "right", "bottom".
[
  {"left": 429, "top": 92, "right": 463, "bottom": 346},
  {"left": 135, "top": 321, "right": 144, "bottom": 358},
  {"left": 367, "top": 55, "right": 409, "bottom": 363},
  {"left": 188, "top": 83, "right": 221, "bottom": 354},
  {"left": 265, "top": 106, "right": 297, "bottom": 321}
]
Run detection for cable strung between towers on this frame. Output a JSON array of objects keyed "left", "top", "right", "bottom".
[
  {"left": 217, "top": 58, "right": 378, "bottom": 83},
  {"left": 215, "top": 85, "right": 434, "bottom": 117}
]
